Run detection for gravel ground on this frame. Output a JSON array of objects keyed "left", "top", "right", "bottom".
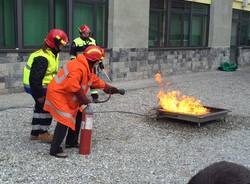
[{"left": 0, "top": 68, "right": 250, "bottom": 184}]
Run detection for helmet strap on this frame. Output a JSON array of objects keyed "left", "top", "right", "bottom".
[
  {"left": 87, "top": 59, "right": 99, "bottom": 69},
  {"left": 54, "top": 37, "right": 61, "bottom": 47}
]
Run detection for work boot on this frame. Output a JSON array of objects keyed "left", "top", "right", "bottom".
[
  {"left": 50, "top": 148, "right": 68, "bottom": 158},
  {"left": 30, "top": 135, "right": 39, "bottom": 141},
  {"left": 51, "top": 152, "right": 68, "bottom": 158},
  {"left": 38, "top": 132, "right": 53, "bottom": 143},
  {"left": 58, "top": 147, "right": 64, "bottom": 153}
]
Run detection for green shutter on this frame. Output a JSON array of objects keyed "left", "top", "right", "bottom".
[
  {"left": 55, "top": 0, "right": 67, "bottom": 31},
  {"left": 191, "top": 16, "right": 202, "bottom": 46},
  {"left": 0, "top": 0, "right": 16, "bottom": 48},
  {"left": 149, "top": 10, "right": 163, "bottom": 47},
  {"left": 96, "top": 4, "right": 106, "bottom": 47},
  {"left": 72, "top": 1, "right": 107, "bottom": 47},
  {"left": 0, "top": 0, "right": 4, "bottom": 46},
  {"left": 23, "top": 0, "right": 49, "bottom": 47},
  {"left": 73, "top": 3, "right": 94, "bottom": 39},
  {"left": 169, "top": 14, "right": 182, "bottom": 47},
  {"left": 191, "top": 16, "right": 207, "bottom": 47},
  {"left": 184, "top": 16, "right": 190, "bottom": 47}
]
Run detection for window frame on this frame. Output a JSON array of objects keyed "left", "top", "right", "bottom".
[
  {"left": 231, "top": 9, "right": 250, "bottom": 47},
  {"left": 72, "top": 0, "right": 108, "bottom": 48},
  {"left": 0, "top": 0, "right": 108, "bottom": 52},
  {"left": 22, "top": 0, "right": 50, "bottom": 49},
  {"left": 149, "top": 0, "right": 210, "bottom": 48},
  {"left": 149, "top": 8, "right": 165, "bottom": 47},
  {"left": 0, "top": 0, "right": 17, "bottom": 49}
]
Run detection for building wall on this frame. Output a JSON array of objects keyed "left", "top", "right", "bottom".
[
  {"left": 108, "top": 0, "right": 150, "bottom": 48},
  {"left": 110, "top": 48, "right": 230, "bottom": 81},
  {"left": 208, "top": 0, "right": 234, "bottom": 48},
  {"left": 238, "top": 47, "right": 250, "bottom": 66},
  {"left": 0, "top": 53, "right": 25, "bottom": 94}
]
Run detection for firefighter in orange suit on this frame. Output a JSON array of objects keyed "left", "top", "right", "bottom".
[{"left": 44, "top": 45, "right": 120, "bottom": 158}]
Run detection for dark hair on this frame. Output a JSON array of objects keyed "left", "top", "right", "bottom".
[
  {"left": 41, "top": 42, "right": 50, "bottom": 53},
  {"left": 188, "top": 161, "right": 250, "bottom": 184}
]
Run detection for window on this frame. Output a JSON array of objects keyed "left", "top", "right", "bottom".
[
  {"left": 169, "top": 14, "right": 183, "bottom": 46},
  {"left": 240, "top": 11, "right": 250, "bottom": 46},
  {"left": 190, "top": 3, "right": 208, "bottom": 46},
  {"left": 149, "top": 0, "right": 209, "bottom": 48},
  {"left": 0, "top": 0, "right": 16, "bottom": 48},
  {"left": 232, "top": 9, "right": 250, "bottom": 46},
  {"left": 149, "top": 0, "right": 164, "bottom": 47},
  {"left": 23, "top": 0, "right": 49, "bottom": 47},
  {"left": 72, "top": 0, "right": 108, "bottom": 47},
  {"left": 96, "top": 3, "right": 107, "bottom": 46},
  {"left": 169, "top": 1, "right": 190, "bottom": 46},
  {"left": 0, "top": 0, "right": 108, "bottom": 50},
  {"left": 55, "top": 0, "right": 67, "bottom": 32}
]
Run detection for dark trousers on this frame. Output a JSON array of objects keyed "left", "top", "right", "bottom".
[
  {"left": 50, "top": 111, "right": 82, "bottom": 154},
  {"left": 31, "top": 99, "right": 52, "bottom": 136}
]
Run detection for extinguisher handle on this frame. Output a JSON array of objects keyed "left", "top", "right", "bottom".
[{"left": 84, "top": 104, "right": 93, "bottom": 114}]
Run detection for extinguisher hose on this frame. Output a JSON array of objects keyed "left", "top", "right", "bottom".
[
  {"left": 92, "top": 93, "right": 112, "bottom": 103},
  {"left": 92, "top": 88, "right": 125, "bottom": 104}
]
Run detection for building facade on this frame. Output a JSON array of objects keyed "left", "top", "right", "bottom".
[{"left": 0, "top": 0, "right": 250, "bottom": 93}]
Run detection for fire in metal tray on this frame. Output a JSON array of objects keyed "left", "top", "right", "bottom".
[{"left": 154, "top": 73, "right": 230, "bottom": 126}]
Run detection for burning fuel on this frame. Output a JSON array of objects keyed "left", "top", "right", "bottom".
[{"left": 154, "top": 73, "right": 209, "bottom": 115}]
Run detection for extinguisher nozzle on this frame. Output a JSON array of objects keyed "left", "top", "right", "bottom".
[{"left": 118, "top": 89, "right": 125, "bottom": 95}]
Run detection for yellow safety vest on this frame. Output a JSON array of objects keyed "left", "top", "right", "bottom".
[
  {"left": 23, "top": 49, "right": 59, "bottom": 88},
  {"left": 71, "top": 37, "right": 97, "bottom": 95},
  {"left": 70, "top": 37, "right": 96, "bottom": 59},
  {"left": 74, "top": 37, "right": 96, "bottom": 47}
]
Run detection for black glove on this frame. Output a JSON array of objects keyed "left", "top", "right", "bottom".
[
  {"left": 91, "top": 93, "right": 99, "bottom": 102},
  {"left": 103, "top": 84, "right": 119, "bottom": 94},
  {"left": 75, "top": 90, "right": 91, "bottom": 105},
  {"left": 99, "top": 62, "right": 104, "bottom": 70}
]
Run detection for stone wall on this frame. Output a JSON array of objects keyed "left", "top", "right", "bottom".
[
  {"left": 0, "top": 52, "right": 69, "bottom": 94},
  {"left": 0, "top": 47, "right": 235, "bottom": 94},
  {"left": 238, "top": 47, "right": 250, "bottom": 66},
  {"left": 0, "top": 53, "right": 26, "bottom": 94},
  {"left": 110, "top": 48, "right": 230, "bottom": 82}
]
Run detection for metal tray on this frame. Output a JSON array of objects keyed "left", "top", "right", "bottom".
[{"left": 156, "top": 106, "right": 230, "bottom": 126}]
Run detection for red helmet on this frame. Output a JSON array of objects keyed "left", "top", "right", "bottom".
[
  {"left": 45, "top": 29, "right": 68, "bottom": 49},
  {"left": 79, "top": 25, "right": 91, "bottom": 37},
  {"left": 84, "top": 45, "right": 105, "bottom": 62}
]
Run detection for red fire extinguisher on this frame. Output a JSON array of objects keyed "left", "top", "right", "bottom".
[
  {"left": 79, "top": 104, "right": 93, "bottom": 155},
  {"left": 79, "top": 88, "right": 125, "bottom": 155}
]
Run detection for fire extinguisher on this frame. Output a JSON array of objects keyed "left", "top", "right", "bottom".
[
  {"left": 79, "top": 104, "right": 93, "bottom": 155},
  {"left": 79, "top": 88, "right": 125, "bottom": 155}
]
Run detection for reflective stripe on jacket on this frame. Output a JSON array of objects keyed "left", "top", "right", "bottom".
[
  {"left": 44, "top": 54, "right": 105, "bottom": 130},
  {"left": 23, "top": 49, "right": 59, "bottom": 88}
]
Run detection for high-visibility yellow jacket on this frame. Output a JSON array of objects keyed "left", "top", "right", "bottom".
[
  {"left": 23, "top": 49, "right": 59, "bottom": 89},
  {"left": 70, "top": 37, "right": 96, "bottom": 59},
  {"left": 74, "top": 37, "right": 96, "bottom": 47}
]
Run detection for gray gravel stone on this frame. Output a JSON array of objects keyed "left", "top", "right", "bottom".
[{"left": 0, "top": 67, "right": 250, "bottom": 184}]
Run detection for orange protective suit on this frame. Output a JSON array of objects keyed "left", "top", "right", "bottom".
[{"left": 44, "top": 54, "right": 105, "bottom": 130}]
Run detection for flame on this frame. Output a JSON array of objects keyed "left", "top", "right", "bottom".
[
  {"left": 154, "top": 73, "right": 209, "bottom": 115},
  {"left": 154, "top": 73, "right": 162, "bottom": 84}
]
